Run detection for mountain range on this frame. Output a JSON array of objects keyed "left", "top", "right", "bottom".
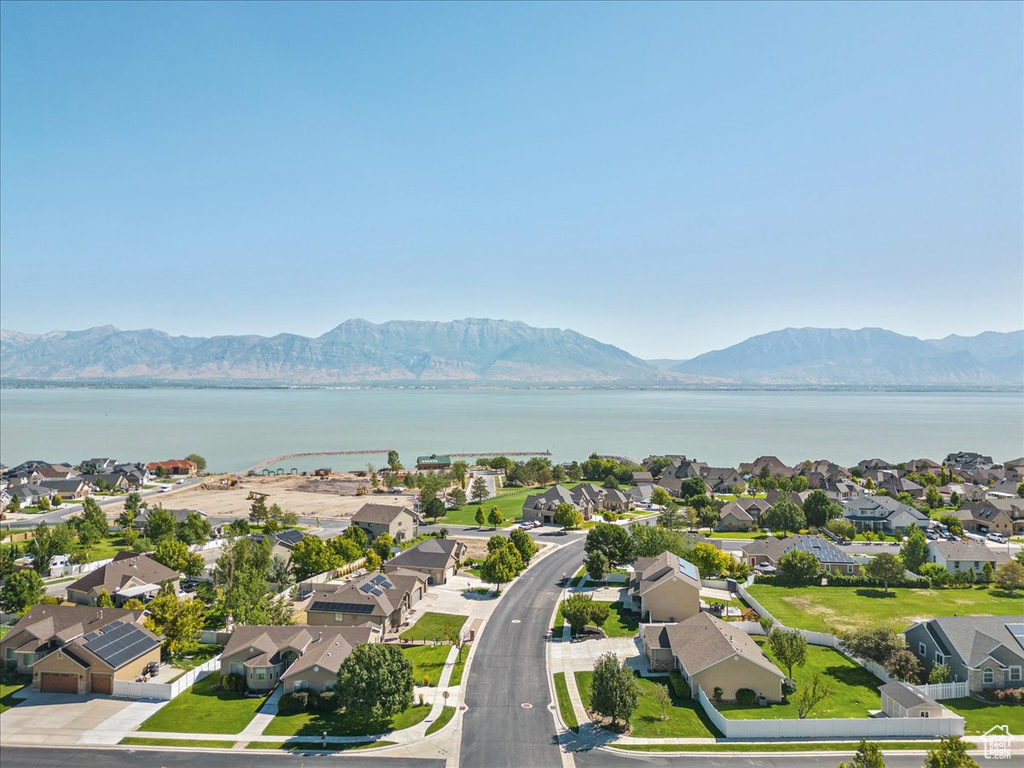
[{"left": 0, "top": 320, "right": 1020, "bottom": 387}]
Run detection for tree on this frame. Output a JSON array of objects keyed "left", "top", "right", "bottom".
[
  {"left": 387, "top": 450, "right": 402, "bottom": 471},
  {"left": 937, "top": 514, "right": 963, "bottom": 537},
  {"left": 470, "top": 477, "right": 488, "bottom": 504},
  {"left": 764, "top": 500, "right": 806, "bottom": 535},
  {"left": 981, "top": 560, "right": 994, "bottom": 583},
  {"left": 841, "top": 626, "right": 905, "bottom": 665},
  {"left": 328, "top": 536, "right": 363, "bottom": 564},
  {"left": 994, "top": 560, "right": 1024, "bottom": 595},
  {"left": 487, "top": 506, "right": 504, "bottom": 529},
  {"left": 1018, "top": 481, "right": 1024, "bottom": 499},
  {"left": 651, "top": 487, "right": 671, "bottom": 508},
  {"left": 928, "top": 664, "right": 952, "bottom": 684},
  {"left": 795, "top": 672, "right": 832, "bottom": 719},
  {"left": 925, "top": 485, "right": 942, "bottom": 509},
  {"left": 487, "top": 535, "right": 510, "bottom": 554},
  {"left": 441, "top": 616, "right": 467, "bottom": 659},
  {"left": 803, "top": 491, "right": 842, "bottom": 528},
  {"left": 144, "top": 506, "right": 178, "bottom": 543},
  {"left": 589, "top": 652, "right": 639, "bottom": 728},
  {"left": 269, "top": 554, "right": 293, "bottom": 587},
  {"left": 602, "top": 475, "right": 620, "bottom": 490},
  {"left": 678, "top": 476, "right": 706, "bottom": 499},
  {"left": 696, "top": 505, "right": 720, "bottom": 533},
  {"left": 37, "top": 495, "right": 51, "bottom": 511},
  {"left": 153, "top": 539, "right": 204, "bottom": 576},
  {"left": 342, "top": 524, "right": 367, "bottom": 549},
  {"left": 553, "top": 503, "right": 583, "bottom": 531},
  {"left": 825, "top": 518, "right": 856, "bottom": 541},
  {"left": 447, "top": 487, "right": 466, "bottom": 508},
  {"left": 837, "top": 740, "right": 887, "bottom": 768},
  {"left": 451, "top": 461, "right": 468, "bottom": 489},
  {"left": 177, "top": 511, "right": 213, "bottom": 546},
  {"left": 864, "top": 553, "right": 905, "bottom": 594},
  {"left": 658, "top": 504, "right": 683, "bottom": 530},
  {"left": 589, "top": 601, "right": 610, "bottom": 627},
  {"left": 5, "top": 493, "right": 20, "bottom": 513},
  {"left": 778, "top": 549, "right": 821, "bottom": 583},
  {"left": 423, "top": 497, "right": 446, "bottom": 523},
  {"left": 885, "top": 648, "right": 922, "bottom": 683},
  {"left": 767, "top": 629, "right": 808, "bottom": 679},
  {"left": 480, "top": 544, "right": 522, "bottom": 592},
  {"left": 585, "top": 523, "right": 633, "bottom": 568},
  {"left": 586, "top": 550, "right": 608, "bottom": 581},
  {"left": 364, "top": 549, "right": 382, "bottom": 572},
  {"left": 96, "top": 589, "right": 115, "bottom": 608},
  {"left": 1, "top": 569, "right": 44, "bottom": 613},
  {"left": 901, "top": 525, "right": 928, "bottom": 573},
  {"left": 228, "top": 518, "right": 250, "bottom": 537},
  {"left": 372, "top": 532, "right": 394, "bottom": 560},
  {"left": 474, "top": 506, "right": 486, "bottom": 527},
  {"left": 686, "top": 542, "right": 730, "bottom": 578},
  {"left": 924, "top": 737, "right": 979, "bottom": 768},
  {"left": 291, "top": 536, "right": 340, "bottom": 581},
  {"left": 562, "top": 593, "right": 597, "bottom": 636},
  {"left": 650, "top": 683, "right": 672, "bottom": 721},
  {"left": 185, "top": 453, "right": 207, "bottom": 472},
  {"left": 145, "top": 593, "right": 206, "bottom": 654},
  {"left": 249, "top": 496, "right": 269, "bottom": 524},
  {"left": 508, "top": 528, "right": 538, "bottom": 566},
  {"left": 336, "top": 643, "right": 414, "bottom": 721}
]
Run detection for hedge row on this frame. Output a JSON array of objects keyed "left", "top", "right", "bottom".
[
  {"left": 754, "top": 574, "right": 930, "bottom": 589},
  {"left": 279, "top": 690, "right": 340, "bottom": 714}
]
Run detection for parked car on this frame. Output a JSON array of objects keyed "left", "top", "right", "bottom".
[{"left": 986, "top": 533, "right": 1007, "bottom": 543}]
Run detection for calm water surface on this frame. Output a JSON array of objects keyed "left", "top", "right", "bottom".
[{"left": 0, "top": 388, "right": 1021, "bottom": 472}]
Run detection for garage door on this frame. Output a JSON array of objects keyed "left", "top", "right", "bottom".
[
  {"left": 40, "top": 673, "right": 79, "bottom": 694},
  {"left": 91, "top": 674, "right": 113, "bottom": 694}
]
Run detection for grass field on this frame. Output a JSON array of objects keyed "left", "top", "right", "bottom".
[
  {"left": 425, "top": 706, "right": 456, "bottom": 736},
  {"left": 575, "top": 671, "right": 720, "bottom": 738},
  {"left": 401, "top": 644, "right": 451, "bottom": 687},
  {"left": 718, "top": 640, "right": 882, "bottom": 719},
  {"left": 745, "top": 584, "right": 1022, "bottom": 633},
  {"left": 0, "top": 681, "right": 29, "bottom": 715},
  {"left": 167, "top": 644, "right": 224, "bottom": 674},
  {"left": 119, "top": 737, "right": 236, "bottom": 748},
  {"left": 944, "top": 698, "right": 1024, "bottom": 735},
  {"left": 449, "top": 647, "right": 469, "bottom": 686},
  {"left": 594, "top": 601, "right": 638, "bottom": 638},
  {"left": 553, "top": 672, "right": 578, "bottom": 732},
  {"left": 400, "top": 612, "right": 467, "bottom": 642},
  {"left": 441, "top": 481, "right": 608, "bottom": 527},
  {"left": 136, "top": 674, "right": 266, "bottom": 734},
  {"left": 262, "top": 704, "right": 430, "bottom": 737}
]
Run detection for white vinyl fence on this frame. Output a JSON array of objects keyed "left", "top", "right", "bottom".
[
  {"left": 49, "top": 557, "right": 114, "bottom": 578},
  {"left": 915, "top": 681, "right": 970, "bottom": 700},
  {"left": 113, "top": 654, "right": 221, "bottom": 701},
  {"left": 697, "top": 686, "right": 964, "bottom": 739}
]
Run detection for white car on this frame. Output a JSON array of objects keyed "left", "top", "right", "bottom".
[{"left": 986, "top": 533, "right": 1007, "bottom": 543}]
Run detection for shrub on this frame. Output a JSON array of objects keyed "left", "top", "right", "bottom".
[
  {"left": 220, "top": 673, "right": 246, "bottom": 693},
  {"left": 310, "top": 690, "right": 338, "bottom": 712},
  {"left": 986, "top": 687, "right": 1024, "bottom": 704},
  {"left": 667, "top": 670, "right": 689, "bottom": 699},
  {"left": 735, "top": 688, "right": 756, "bottom": 705},
  {"left": 782, "top": 677, "right": 797, "bottom": 697},
  {"left": 279, "top": 691, "right": 309, "bottom": 714},
  {"left": 712, "top": 686, "right": 724, "bottom": 704}
]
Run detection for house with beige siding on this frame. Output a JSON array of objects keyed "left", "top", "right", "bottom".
[
  {"left": 717, "top": 499, "right": 771, "bottom": 532},
  {"left": 879, "top": 682, "right": 947, "bottom": 719},
  {"left": 642, "top": 613, "right": 784, "bottom": 702},
  {"left": 382, "top": 538, "right": 467, "bottom": 585},
  {"left": 349, "top": 503, "right": 418, "bottom": 544},
  {"left": 66, "top": 552, "right": 180, "bottom": 606},
  {"left": 628, "top": 551, "right": 701, "bottom": 623},
  {"left": 925, "top": 540, "right": 1009, "bottom": 579},
  {"left": 305, "top": 569, "right": 427, "bottom": 631}
]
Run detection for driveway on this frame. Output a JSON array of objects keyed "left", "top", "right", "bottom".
[{"left": 0, "top": 691, "right": 163, "bottom": 746}]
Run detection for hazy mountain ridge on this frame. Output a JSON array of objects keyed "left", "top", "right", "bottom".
[{"left": 669, "top": 327, "right": 1023, "bottom": 385}]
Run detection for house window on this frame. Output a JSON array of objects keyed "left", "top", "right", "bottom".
[
  {"left": 919, "top": 643, "right": 927, "bottom": 656},
  {"left": 335, "top": 613, "right": 346, "bottom": 622},
  {"left": 935, "top": 653, "right": 945, "bottom": 664},
  {"left": 920, "top": 711, "right": 930, "bottom": 718},
  {"left": 295, "top": 680, "right": 308, "bottom": 691},
  {"left": 846, "top": 565, "right": 854, "bottom": 574},
  {"left": 4, "top": 647, "right": 14, "bottom": 660},
  {"left": 1009, "top": 667, "right": 1022, "bottom": 682},
  {"left": 230, "top": 662, "right": 243, "bottom": 676},
  {"left": 255, "top": 669, "right": 266, "bottom": 680},
  {"left": 983, "top": 668, "right": 995, "bottom": 684}
]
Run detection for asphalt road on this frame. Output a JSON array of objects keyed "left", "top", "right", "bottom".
[
  {"left": 459, "top": 536, "right": 585, "bottom": 768},
  {"left": 0, "top": 746, "right": 443, "bottom": 768}
]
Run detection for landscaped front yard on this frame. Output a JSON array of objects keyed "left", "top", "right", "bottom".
[
  {"left": 0, "top": 680, "right": 29, "bottom": 715},
  {"left": 136, "top": 674, "right": 267, "bottom": 734},
  {"left": 717, "top": 640, "right": 882, "bottom": 720},
  {"left": 944, "top": 697, "right": 1024, "bottom": 735},
  {"left": 401, "top": 644, "right": 451, "bottom": 686},
  {"left": 593, "top": 601, "right": 638, "bottom": 638},
  {"left": 262, "top": 702, "right": 430, "bottom": 737},
  {"left": 745, "top": 584, "right": 1022, "bottom": 633},
  {"left": 575, "top": 670, "right": 720, "bottom": 738},
  {"left": 399, "top": 612, "right": 466, "bottom": 642}
]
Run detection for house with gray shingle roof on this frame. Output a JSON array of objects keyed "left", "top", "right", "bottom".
[
  {"left": 629, "top": 551, "right": 701, "bottom": 622},
  {"left": 305, "top": 569, "right": 428, "bottom": 631},
  {"left": 841, "top": 495, "right": 930, "bottom": 535},
  {"left": 878, "top": 681, "right": 947, "bottom": 719},
  {"left": 741, "top": 534, "right": 859, "bottom": 575},
  {"left": 383, "top": 538, "right": 467, "bottom": 585},
  {"left": 350, "top": 502, "right": 418, "bottom": 543},
  {"left": 925, "top": 540, "right": 1010, "bottom": 579},
  {"left": 718, "top": 498, "right": 772, "bottom": 532},
  {"left": 905, "top": 616, "right": 1024, "bottom": 693},
  {"left": 66, "top": 552, "right": 180, "bottom": 606}
]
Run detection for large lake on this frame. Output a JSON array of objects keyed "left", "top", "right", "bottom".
[{"left": 0, "top": 388, "right": 1021, "bottom": 473}]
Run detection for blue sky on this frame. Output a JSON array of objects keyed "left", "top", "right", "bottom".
[{"left": 1, "top": 1, "right": 1021, "bottom": 359}]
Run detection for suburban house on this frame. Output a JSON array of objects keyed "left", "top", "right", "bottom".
[
  {"left": 1, "top": 605, "right": 160, "bottom": 695},
  {"left": 822, "top": 480, "right": 859, "bottom": 502},
  {"left": 34, "top": 464, "right": 80, "bottom": 481},
  {"left": 877, "top": 476, "right": 925, "bottom": 499},
  {"left": 717, "top": 498, "right": 771, "bottom": 532},
  {"left": 66, "top": 552, "right": 180, "bottom": 606},
  {"left": 627, "top": 482, "right": 656, "bottom": 505},
  {"left": 249, "top": 528, "right": 307, "bottom": 560},
  {"left": 641, "top": 613, "right": 785, "bottom": 702},
  {"left": 416, "top": 454, "right": 452, "bottom": 471},
  {"left": 878, "top": 682, "right": 947, "bottom": 719},
  {"left": 5, "top": 483, "right": 55, "bottom": 507},
  {"left": 349, "top": 503, "right": 418, "bottom": 543},
  {"left": 700, "top": 467, "right": 745, "bottom": 494},
  {"left": 657, "top": 458, "right": 709, "bottom": 497},
  {"left": 765, "top": 490, "right": 812, "bottom": 508},
  {"left": 80, "top": 458, "right": 118, "bottom": 473},
  {"left": 945, "top": 452, "right": 994, "bottom": 471},
  {"left": 629, "top": 551, "right": 701, "bottom": 622},
  {"left": 220, "top": 625, "right": 380, "bottom": 693},
  {"left": 741, "top": 535, "right": 860, "bottom": 575},
  {"left": 80, "top": 473, "right": 130, "bottom": 492},
  {"left": 38, "top": 478, "right": 92, "bottom": 500},
  {"left": 925, "top": 540, "right": 1010, "bottom": 578},
  {"left": 739, "top": 456, "right": 795, "bottom": 479},
  {"left": 146, "top": 459, "right": 198, "bottom": 477},
  {"left": 841, "top": 495, "right": 931, "bottom": 535},
  {"left": 905, "top": 616, "right": 1024, "bottom": 693},
  {"left": 305, "top": 569, "right": 428, "bottom": 631},
  {"left": 382, "top": 538, "right": 467, "bottom": 585},
  {"left": 953, "top": 502, "right": 1015, "bottom": 537},
  {"left": 631, "top": 471, "right": 654, "bottom": 484},
  {"left": 521, "top": 483, "right": 633, "bottom": 524}
]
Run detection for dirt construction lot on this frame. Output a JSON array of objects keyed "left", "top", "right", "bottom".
[{"left": 103, "top": 474, "right": 416, "bottom": 521}]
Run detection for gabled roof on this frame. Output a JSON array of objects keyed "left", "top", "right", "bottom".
[
  {"left": 0, "top": 605, "right": 145, "bottom": 651},
  {"left": 67, "top": 553, "right": 180, "bottom": 595},
  {"left": 385, "top": 539, "right": 466, "bottom": 571},
  {"left": 280, "top": 626, "right": 378, "bottom": 680},
  {"left": 223, "top": 625, "right": 314, "bottom": 662},
  {"left": 917, "top": 616, "right": 1024, "bottom": 669},
  {"left": 79, "top": 619, "right": 161, "bottom": 668},
  {"left": 927, "top": 540, "right": 1009, "bottom": 565},
  {"left": 351, "top": 503, "right": 414, "bottom": 525},
  {"left": 523, "top": 484, "right": 578, "bottom": 512},
  {"left": 842, "top": 495, "right": 930, "bottom": 524},
  {"left": 633, "top": 551, "right": 701, "bottom": 593},
  {"left": 655, "top": 613, "right": 784, "bottom": 680},
  {"left": 742, "top": 535, "right": 855, "bottom": 565},
  {"left": 879, "top": 681, "right": 939, "bottom": 710}
]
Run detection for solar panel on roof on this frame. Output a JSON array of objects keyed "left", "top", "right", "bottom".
[
  {"left": 82, "top": 621, "right": 159, "bottom": 669},
  {"left": 1009, "top": 624, "right": 1024, "bottom": 653},
  {"left": 310, "top": 601, "right": 375, "bottom": 614},
  {"left": 677, "top": 558, "right": 699, "bottom": 581}
]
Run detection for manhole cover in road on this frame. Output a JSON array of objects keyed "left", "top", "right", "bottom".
[
  {"left": 511, "top": 619, "right": 521, "bottom": 624},
  {"left": 521, "top": 703, "right": 533, "bottom": 709}
]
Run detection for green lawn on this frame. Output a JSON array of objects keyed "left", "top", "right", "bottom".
[
  {"left": 401, "top": 644, "right": 451, "bottom": 686},
  {"left": 167, "top": 644, "right": 223, "bottom": 674},
  {"left": 0, "top": 681, "right": 29, "bottom": 715},
  {"left": 746, "top": 584, "right": 1023, "bottom": 633},
  {"left": 400, "top": 612, "right": 467, "bottom": 642},
  {"left": 137, "top": 674, "right": 267, "bottom": 734},
  {"left": 120, "top": 737, "right": 236, "bottom": 748},
  {"left": 944, "top": 698, "right": 1024, "bottom": 735},
  {"left": 718, "top": 640, "right": 882, "bottom": 720},
  {"left": 262, "top": 704, "right": 430, "bottom": 737},
  {"left": 553, "top": 672, "right": 578, "bottom": 731},
  {"left": 425, "top": 706, "right": 456, "bottom": 736},
  {"left": 449, "top": 647, "right": 469, "bottom": 686},
  {"left": 441, "top": 481, "right": 598, "bottom": 527},
  {"left": 0, "top": 627, "right": 10, "bottom": 640},
  {"left": 609, "top": 741, "right": 964, "bottom": 753},
  {"left": 575, "top": 671, "right": 720, "bottom": 738},
  {"left": 595, "top": 601, "right": 639, "bottom": 638},
  {"left": 246, "top": 739, "right": 394, "bottom": 751}
]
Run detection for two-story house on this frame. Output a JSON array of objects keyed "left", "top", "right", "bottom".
[
  {"left": 628, "top": 551, "right": 701, "bottom": 623},
  {"left": 905, "top": 616, "right": 1024, "bottom": 693},
  {"left": 349, "top": 503, "right": 418, "bottom": 544}
]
